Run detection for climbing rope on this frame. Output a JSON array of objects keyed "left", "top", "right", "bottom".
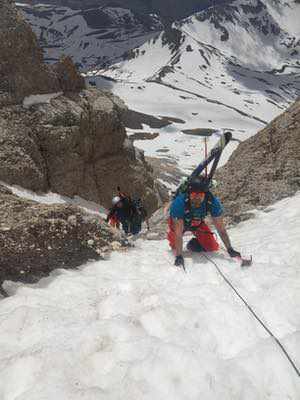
[{"left": 202, "top": 253, "right": 300, "bottom": 378}]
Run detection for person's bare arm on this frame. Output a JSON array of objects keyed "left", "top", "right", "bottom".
[
  {"left": 211, "top": 216, "right": 232, "bottom": 250},
  {"left": 174, "top": 218, "right": 184, "bottom": 256}
]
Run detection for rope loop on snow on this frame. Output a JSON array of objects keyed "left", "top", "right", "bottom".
[{"left": 202, "top": 253, "right": 300, "bottom": 378}]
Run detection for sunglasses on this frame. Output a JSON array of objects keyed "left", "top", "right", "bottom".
[{"left": 190, "top": 191, "right": 205, "bottom": 200}]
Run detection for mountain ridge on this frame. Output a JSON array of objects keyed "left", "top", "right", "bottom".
[{"left": 17, "top": 0, "right": 234, "bottom": 70}]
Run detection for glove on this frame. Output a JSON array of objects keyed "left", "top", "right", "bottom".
[
  {"left": 174, "top": 255, "right": 184, "bottom": 267},
  {"left": 227, "top": 247, "right": 241, "bottom": 258}
]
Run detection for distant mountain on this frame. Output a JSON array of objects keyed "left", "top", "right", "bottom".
[
  {"left": 97, "top": 0, "right": 300, "bottom": 102},
  {"left": 16, "top": 1, "right": 233, "bottom": 70},
  {"left": 19, "top": 1, "right": 234, "bottom": 20},
  {"left": 178, "top": 0, "right": 300, "bottom": 70},
  {"left": 16, "top": 2, "right": 161, "bottom": 70}
]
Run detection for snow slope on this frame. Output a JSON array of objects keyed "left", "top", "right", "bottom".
[
  {"left": 1, "top": 193, "right": 299, "bottom": 399},
  {"left": 0, "top": 181, "right": 107, "bottom": 217},
  {"left": 91, "top": 0, "right": 300, "bottom": 174}
]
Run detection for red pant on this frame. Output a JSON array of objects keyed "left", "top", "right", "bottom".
[{"left": 167, "top": 218, "right": 219, "bottom": 252}]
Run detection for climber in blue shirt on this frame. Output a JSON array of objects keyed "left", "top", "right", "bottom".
[{"left": 168, "top": 176, "right": 241, "bottom": 268}]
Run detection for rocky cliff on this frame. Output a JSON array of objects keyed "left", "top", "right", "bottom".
[
  {"left": 0, "top": 89, "right": 160, "bottom": 212},
  {"left": 215, "top": 99, "right": 300, "bottom": 222},
  {"left": 0, "top": 0, "right": 60, "bottom": 105}
]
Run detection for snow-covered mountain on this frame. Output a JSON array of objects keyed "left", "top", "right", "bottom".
[
  {"left": 18, "top": 1, "right": 234, "bottom": 22},
  {"left": 180, "top": 0, "right": 300, "bottom": 71},
  {"left": 15, "top": 1, "right": 234, "bottom": 71},
  {"left": 16, "top": 1, "right": 162, "bottom": 70},
  {"left": 91, "top": 0, "right": 300, "bottom": 174}
]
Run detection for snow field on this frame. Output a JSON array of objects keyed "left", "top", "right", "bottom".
[{"left": 0, "top": 194, "right": 299, "bottom": 399}]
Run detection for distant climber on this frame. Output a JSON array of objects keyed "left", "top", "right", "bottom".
[
  {"left": 106, "top": 192, "right": 149, "bottom": 235},
  {"left": 168, "top": 175, "right": 241, "bottom": 268}
]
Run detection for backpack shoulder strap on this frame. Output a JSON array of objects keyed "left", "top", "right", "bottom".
[{"left": 204, "top": 191, "right": 214, "bottom": 214}]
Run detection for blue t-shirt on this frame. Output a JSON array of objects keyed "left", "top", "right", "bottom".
[{"left": 170, "top": 192, "right": 223, "bottom": 221}]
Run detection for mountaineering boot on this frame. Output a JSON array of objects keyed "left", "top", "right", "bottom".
[
  {"left": 187, "top": 238, "right": 205, "bottom": 252},
  {"left": 174, "top": 255, "right": 185, "bottom": 267},
  {"left": 227, "top": 247, "right": 241, "bottom": 258}
]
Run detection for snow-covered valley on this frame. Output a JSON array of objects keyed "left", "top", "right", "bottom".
[{"left": 1, "top": 193, "right": 299, "bottom": 399}]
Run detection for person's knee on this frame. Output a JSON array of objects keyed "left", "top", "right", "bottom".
[{"left": 195, "top": 227, "right": 219, "bottom": 252}]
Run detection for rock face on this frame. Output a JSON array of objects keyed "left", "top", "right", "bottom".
[
  {"left": 0, "top": 0, "right": 59, "bottom": 105},
  {"left": 0, "top": 185, "right": 129, "bottom": 286},
  {"left": 215, "top": 99, "right": 300, "bottom": 222},
  {"left": 0, "top": 89, "right": 161, "bottom": 212}
]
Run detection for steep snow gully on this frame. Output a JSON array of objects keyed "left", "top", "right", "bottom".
[{"left": 0, "top": 194, "right": 300, "bottom": 399}]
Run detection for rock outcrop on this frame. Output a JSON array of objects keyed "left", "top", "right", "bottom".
[
  {"left": 0, "top": 89, "right": 161, "bottom": 212},
  {"left": 0, "top": 0, "right": 59, "bottom": 105},
  {"left": 215, "top": 99, "right": 300, "bottom": 222},
  {"left": 0, "top": 184, "right": 129, "bottom": 287}
]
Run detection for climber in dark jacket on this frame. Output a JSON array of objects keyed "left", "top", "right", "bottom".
[{"left": 106, "top": 195, "right": 149, "bottom": 235}]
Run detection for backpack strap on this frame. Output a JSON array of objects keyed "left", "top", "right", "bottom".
[
  {"left": 204, "top": 191, "right": 213, "bottom": 215},
  {"left": 183, "top": 191, "right": 213, "bottom": 229}
]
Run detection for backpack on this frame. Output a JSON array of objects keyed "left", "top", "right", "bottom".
[{"left": 132, "top": 197, "right": 147, "bottom": 221}]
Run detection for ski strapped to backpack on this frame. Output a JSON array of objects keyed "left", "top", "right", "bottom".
[
  {"left": 174, "top": 130, "right": 232, "bottom": 197},
  {"left": 172, "top": 130, "right": 252, "bottom": 267},
  {"left": 171, "top": 130, "right": 232, "bottom": 230}
]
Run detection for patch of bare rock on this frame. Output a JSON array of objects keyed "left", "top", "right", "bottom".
[
  {"left": 123, "top": 109, "right": 185, "bottom": 129},
  {"left": 129, "top": 132, "right": 160, "bottom": 141}
]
